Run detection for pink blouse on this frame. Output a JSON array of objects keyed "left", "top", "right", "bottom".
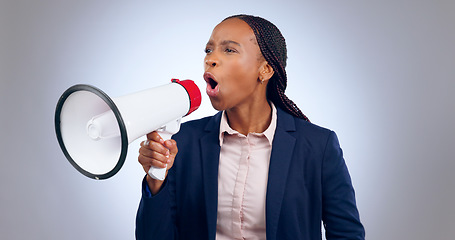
[{"left": 216, "top": 104, "right": 277, "bottom": 240}]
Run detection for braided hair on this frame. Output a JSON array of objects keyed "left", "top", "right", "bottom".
[{"left": 223, "top": 14, "right": 310, "bottom": 122}]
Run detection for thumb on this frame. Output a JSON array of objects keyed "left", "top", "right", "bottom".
[{"left": 164, "top": 139, "right": 178, "bottom": 157}]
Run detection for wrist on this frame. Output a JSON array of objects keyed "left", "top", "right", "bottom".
[{"left": 146, "top": 174, "right": 165, "bottom": 195}]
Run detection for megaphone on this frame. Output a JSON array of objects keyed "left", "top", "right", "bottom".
[{"left": 54, "top": 79, "right": 201, "bottom": 180}]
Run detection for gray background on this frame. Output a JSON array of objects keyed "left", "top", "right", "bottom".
[{"left": 1, "top": 0, "right": 454, "bottom": 239}]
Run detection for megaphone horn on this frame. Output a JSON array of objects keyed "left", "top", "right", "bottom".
[{"left": 54, "top": 79, "right": 201, "bottom": 180}]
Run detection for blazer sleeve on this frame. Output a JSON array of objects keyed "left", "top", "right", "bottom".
[
  {"left": 322, "top": 131, "right": 365, "bottom": 239},
  {"left": 135, "top": 175, "right": 177, "bottom": 240}
]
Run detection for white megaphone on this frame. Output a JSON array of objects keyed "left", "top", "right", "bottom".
[{"left": 54, "top": 79, "right": 201, "bottom": 180}]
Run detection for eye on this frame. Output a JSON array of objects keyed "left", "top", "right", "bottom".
[
  {"left": 225, "top": 48, "right": 236, "bottom": 53},
  {"left": 204, "top": 48, "right": 212, "bottom": 54}
]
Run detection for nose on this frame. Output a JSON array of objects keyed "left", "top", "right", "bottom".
[{"left": 205, "top": 59, "right": 217, "bottom": 67}]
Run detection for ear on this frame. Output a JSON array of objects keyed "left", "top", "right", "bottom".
[{"left": 258, "top": 61, "right": 274, "bottom": 84}]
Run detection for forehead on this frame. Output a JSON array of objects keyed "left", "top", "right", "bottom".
[{"left": 208, "top": 18, "right": 257, "bottom": 44}]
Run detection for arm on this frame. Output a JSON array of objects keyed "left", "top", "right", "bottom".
[
  {"left": 135, "top": 132, "right": 178, "bottom": 240},
  {"left": 136, "top": 176, "right": 176, "bottom": 240},
  {"left": 322, "top": 131, "right": 365, "bottom": 240}
]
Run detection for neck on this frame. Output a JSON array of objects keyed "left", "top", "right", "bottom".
[{"left": 225, "top": 100, "right": 272, "bottom": 136}]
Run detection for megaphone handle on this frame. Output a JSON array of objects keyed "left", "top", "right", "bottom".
[
  {"left": 147, "top": 119, "right": 181, "bottom": 181},
  {"left": 147, "top": 132, "right": 172, "bottom": 181}
]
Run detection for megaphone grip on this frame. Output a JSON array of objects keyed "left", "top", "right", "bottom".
[
  {"left": 147, "top": 131, "right": 172, "bottom": 180},
  {"left": 147, "top": 118, "right": 180, "bottom": 180},
  {"left": 148, "top": 166, "right": 167, "bottom": 180}
]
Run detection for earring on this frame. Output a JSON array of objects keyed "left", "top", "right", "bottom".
[{"left": 259, "top": 76, "right": 264, "bottom": 84}]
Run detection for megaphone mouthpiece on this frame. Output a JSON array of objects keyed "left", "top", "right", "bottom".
[{"left": 171, "top": 79, "right": 201, "bottom": 116}]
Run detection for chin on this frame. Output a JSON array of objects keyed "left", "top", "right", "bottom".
[
  {"left": 209, "top": 102, "right": 224, "bottom": 112},
  {"left": 208, "top": 98, "right": 226, "bottom": 112}
]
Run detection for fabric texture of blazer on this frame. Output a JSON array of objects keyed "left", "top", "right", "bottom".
[{"left": 136, "top": 107, "right": 365, "bottom": 240}]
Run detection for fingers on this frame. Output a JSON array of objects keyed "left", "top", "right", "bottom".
[
  {"left": 138, "top": 131, "right": 178, "bottom": 173},
  {"left": 142, "top": 138, "right": 170, "bottom": 158},
  {"left": 139, "top": 146, "right": 169, "bottom": 168},
  {"left": 139, "top": 144, "right": 169, "bottom": 169},
  {"left": 146, "top": 131, "right": 165, "bottom": 144}
]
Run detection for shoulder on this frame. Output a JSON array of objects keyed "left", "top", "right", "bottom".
[
  {"left": 173, "top": 112, "right": 221, "bottom": 140},
  {"left": 181, "top": 112, "right": 220, "bottom": 131},
  {"left": 276, "top": 107, "right": 335, "bottom": 143}
]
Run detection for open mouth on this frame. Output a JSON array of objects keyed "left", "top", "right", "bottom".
[
  {"left": 208, "top": 78, "right": 217, "bottom": 89},
  {"left": 203, "top": 72, "right": 219, "bottom": 97},
  {"left": 204, "top": 72, "right": 218, "bottom": 90}
]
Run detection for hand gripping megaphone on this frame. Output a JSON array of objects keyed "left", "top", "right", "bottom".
[{"left": 54, "top": 79, "right": 201, "bottom": 180}]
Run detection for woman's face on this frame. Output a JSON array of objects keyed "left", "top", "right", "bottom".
[{"left": 204, "top": 18, "right": 266, "bottom": 111}]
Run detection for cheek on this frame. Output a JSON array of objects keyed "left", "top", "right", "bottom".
[{"left": 225, "top": 58, "right": 259, "bottom": 89}]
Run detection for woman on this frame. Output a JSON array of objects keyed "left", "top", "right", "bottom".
[{"left": 136, "top": 14, "right": 365, "bottom": 240}]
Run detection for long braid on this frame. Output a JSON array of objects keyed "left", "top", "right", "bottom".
[{"left": 224, "top": 14, "right": 310, "bottom": 122}]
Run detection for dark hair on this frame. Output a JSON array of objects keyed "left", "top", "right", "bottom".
[{"left": 223, "top": 14, "right": 310, "bottom": 122}]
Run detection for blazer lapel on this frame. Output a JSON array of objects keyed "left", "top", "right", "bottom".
[
  {"left": 197, "top": 110, "right": 297, "bottom": 239},
  {"left": 200, "top": 112, "right": 222, "bottom": 240},
  {"left": 266, "top": 109, "right": 296, "bottom": 240}
]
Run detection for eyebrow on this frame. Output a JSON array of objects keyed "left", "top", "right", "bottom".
[
  {"left": 206, "top": 40, "right": 241, "bottom": 47},
  {"left": 221, "top": 40, "right": 241, "bottom": 46}
]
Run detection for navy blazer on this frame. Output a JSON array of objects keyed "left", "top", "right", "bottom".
[{"left": 136, "top": 108, "right": 365, "bottom": 240}]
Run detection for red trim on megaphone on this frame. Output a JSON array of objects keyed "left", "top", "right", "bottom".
[{"left": 172, "top": 79, "right": 202, "bottom": 116}]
